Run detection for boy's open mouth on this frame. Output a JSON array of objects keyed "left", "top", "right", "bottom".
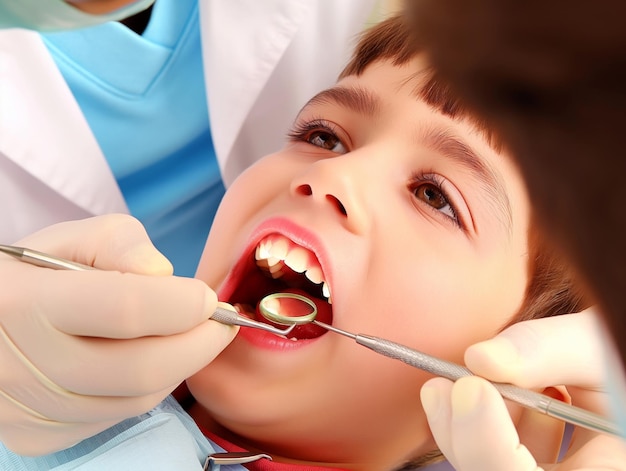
[{"left": 226, "top": 233, "right": 333, "bottom": 340}]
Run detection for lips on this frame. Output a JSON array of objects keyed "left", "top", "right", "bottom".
[{"left": 222, "top": 233, "right": 333, "bottom": 340}]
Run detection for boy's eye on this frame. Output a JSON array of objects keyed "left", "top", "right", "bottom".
[
  {"left": 410, "top": 176, "right": 461, "bottom": 227},
  {"left": 308, "top": 131, "right": 347, "bottom": 153},
  {"left": 414, "top": 183, "right": 455, "bottom": 220},
  {"left": 287, "top": 119, "right": 348, "bottom": 154}
]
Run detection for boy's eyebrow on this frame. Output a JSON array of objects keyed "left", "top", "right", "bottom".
[
  {"left": 424, "top": 129, "right": 513, "bottom": 234},
  {"left": 303, "top": 86, "right": 381, "bottom": 117}
]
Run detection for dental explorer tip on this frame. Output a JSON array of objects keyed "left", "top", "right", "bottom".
[
  {"left": 0, "top": 244, "right": 25, "bottom": 259},
  {"left": 312, "top": 320, "right": 358, "bottom": 340}
]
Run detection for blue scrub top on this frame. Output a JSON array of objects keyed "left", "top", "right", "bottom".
[
  {"left": 0, "top": 395, "right": 455, "bottom": 470},
  {"left": 43, "top": 0, "right": 225, "bottom": 277}
]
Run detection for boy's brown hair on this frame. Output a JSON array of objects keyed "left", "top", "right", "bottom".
[
  {"left": 340, "top": 13, "right": 499, "bottom": 149},
  {"left": 411, "top": 0, "right": 626, "bottom": 373},
  {"left": 339, "top": 13, "right": 587, "bottom": 469}
]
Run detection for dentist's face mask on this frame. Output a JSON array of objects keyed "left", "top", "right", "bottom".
[{"left": 0, "top": 0, "right": 154, "bottom": 31}]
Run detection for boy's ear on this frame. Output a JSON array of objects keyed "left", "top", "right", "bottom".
[{"left": 517, "top": 385, "right": 571, "bottom": 464}]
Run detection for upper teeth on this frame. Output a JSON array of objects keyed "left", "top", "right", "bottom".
[{"left": 254, "top": 234, "right": 332, "bottom": 303}]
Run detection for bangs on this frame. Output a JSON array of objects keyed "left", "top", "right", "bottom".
[
  {"left": 341, "top": 13, "right": 505, "bottom": 151},
  {"left": 419, "top": 71, "right": 505, "bottom": 151}
]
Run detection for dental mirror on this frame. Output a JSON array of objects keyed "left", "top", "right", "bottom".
[{"left": 259, "top": 292, "right": 318, "bottom": 325}]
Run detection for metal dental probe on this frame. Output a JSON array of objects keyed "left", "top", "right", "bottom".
[
  {"left": 0, "top": 244, "right": 296, "bottom": 337},
  {"left": 312, "top": 319, "right": 621, "bottom": 437},
  {"left": 1, "top": 243, "right": 620, "bottom": 436},
  {"left": 0, "top": 244, "right": 96, "bottom": 271}
]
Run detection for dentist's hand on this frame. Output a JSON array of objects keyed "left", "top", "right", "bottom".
[
  {"left": 0, "top": 215, "right": 238, "bottom": 456},
  {"left": 420, "top": 309, "right": 626, "bottom": 470}
]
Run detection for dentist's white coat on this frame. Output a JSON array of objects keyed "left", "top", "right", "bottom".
[{"left": 0, "top": 0, "right": 378, "bottom": 242}]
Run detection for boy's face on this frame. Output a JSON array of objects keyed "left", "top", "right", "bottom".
[{"left": 189, "top": 56, "right": 531, "bottom": 469}]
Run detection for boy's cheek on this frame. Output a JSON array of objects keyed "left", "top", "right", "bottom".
[
  {"left": 216, "top": 156, "right": 293, "bottom": 223},
  {"left": 195, "top": 219, "right": 239, "bottom": 287},
  {"left": 197, "top": 153, "right": 307, "bottom": 282}
]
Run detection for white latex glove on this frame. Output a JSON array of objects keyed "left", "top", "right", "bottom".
[
  {"left": 0, "top": 215, "right": 238, "bottom": 456},
  {"left": 420, "top": 309, "right": 626, "bottom": 470}
]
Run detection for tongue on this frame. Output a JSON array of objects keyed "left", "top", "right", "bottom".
[{"left": 256, "top": 288, "right": 332, "bottom": 340}]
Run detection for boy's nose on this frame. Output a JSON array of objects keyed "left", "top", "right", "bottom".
[{"left": 289, "top": 159, "right": 370, "bottom": 235}]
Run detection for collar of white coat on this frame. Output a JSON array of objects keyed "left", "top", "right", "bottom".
[
  {"left": 0, "top": 29, "right": 128, "bottom": 216},
  {"left": 200, "top": 0, "right": 310, "bottom": 185},
  {"left": 201, "top": 0, "right": 380, "bottom": 186}
]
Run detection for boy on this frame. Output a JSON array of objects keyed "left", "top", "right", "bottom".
[
  {"left": 186, "top": 13, "right": 583, "bottom": 470},
  {"left": 0, "top": 13, "right": 584, "bottom": 470}
]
